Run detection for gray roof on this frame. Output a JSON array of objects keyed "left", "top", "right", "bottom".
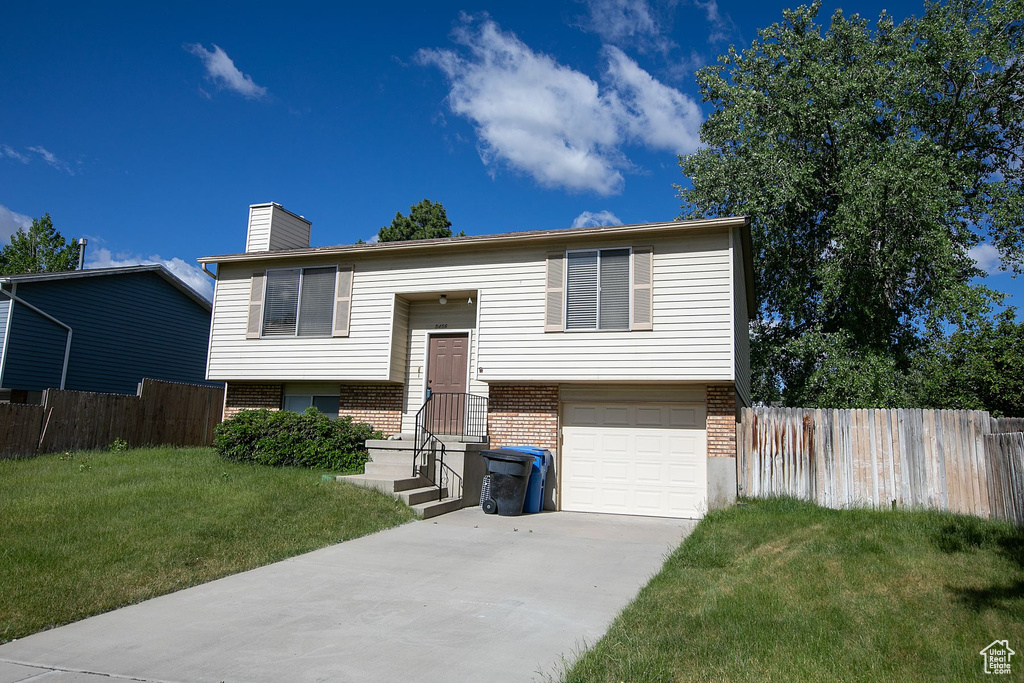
[
  {"left": 0, "top": 264, "right": 211, "bottom": 311},
  {"left": 198, "top": 216, "right": 751, "bottom": 264}
]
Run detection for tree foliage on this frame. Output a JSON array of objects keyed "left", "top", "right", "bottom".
[
  {"left": 912, "top": 309, "right": 1024, "bottom": 416},
  {"left": 0, "top": 214, "right": 80, "bottom": 275},
  {"left": 377, "top": 199, "right": 464, "bottom": 242},
  {"left": 679, "top": 0, "right": 1024, "bottom": 408}
]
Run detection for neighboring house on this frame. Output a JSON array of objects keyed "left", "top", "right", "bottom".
[
  {"left": 200, "top": 202, "right": 754, "bottom": 519},
  {"left": 0, "top": 265, "right": 213, "bottom": 403}
]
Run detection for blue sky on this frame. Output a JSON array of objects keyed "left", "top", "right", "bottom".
[{"left": 1, "top": 0, "right": 1019, "bottom": 308}]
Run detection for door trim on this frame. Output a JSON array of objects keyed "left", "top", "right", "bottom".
[{"left": 420, "top": 329, "right": 472, "bottom": 404}]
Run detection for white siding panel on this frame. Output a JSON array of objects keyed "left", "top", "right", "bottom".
[
  {"left": 208, "top": 231, "right": 736, "bottom": 383},
  {"left": 389, "top": 298, "right": 409, "bottom": 383},
  {"left": 733, "top": 227, "right": 751, "bottom": 407},
  {"left": 268, "top": 205, "right": 311, "bottom": 251},
  {"left": 245, "top": 205, "right": 273, "bottom": 252},
  {"left": 0, "top": 296, "right": 9, "bottom": 371},
  {"left": 400, "top": 300, "right": 485, "bottom": 432}
]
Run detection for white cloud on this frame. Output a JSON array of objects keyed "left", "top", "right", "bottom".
[
  {"left": 1, "top": 145, "right": 30, "bottom": 163},
  {"left": 572, "top": 210, "right": 622, "bottom": 228},
  {"left": 419, "top": 16, "right": 702, "bottom": 196},
  {"left": 86, "top": 247, "right": 214, "bottom": 300},
  {"left": 0, "top": 204, "right": 32, "bottom": 242},
  {"left": 969, "top": 243, "right": 1003, "bottom": 275},
  {"left": 604, "top": 46, "right": 702, "bottom": 153},
  {"left": 581, "top": 0, "right": 673, "bottom": 53},
  {"left": 27, "top": 146, "right": 74, "bottom": 174},
  {"left": 185, "top": 43, "right": 267, "bottom": 100},
  {"left": 693, "top": 0, "right": 739, "bottom": 44}
]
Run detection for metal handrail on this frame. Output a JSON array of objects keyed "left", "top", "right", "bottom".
[{"left": 411, "top": 392, "right": 488, "bottom": 501}]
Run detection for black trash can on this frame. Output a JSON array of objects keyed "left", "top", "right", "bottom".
[{"left": 479, "top": 449, "right": 535, "bottom": 516}]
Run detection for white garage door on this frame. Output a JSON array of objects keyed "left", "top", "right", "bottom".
[{"left": 561, "top": 402, "right": 707, "bottom": 518}]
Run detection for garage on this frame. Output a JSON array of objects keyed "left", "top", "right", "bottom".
[{"left": 560, "top": 402, "right": 707, "bottom": 518}]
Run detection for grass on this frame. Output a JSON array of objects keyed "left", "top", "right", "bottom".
[
  {"left": 563, "top": 497, "right": 1024, "bottom": 682},
  {"left": 0, "top": 447, "right": 415, "bottom": 644}
]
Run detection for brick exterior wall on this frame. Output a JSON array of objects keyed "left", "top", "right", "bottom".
[
  {"left": 338, "top": 383, "right": 403, "bottom": 435},
  {"left": 706, "top": 384, "right": 737, "bottom": 458},
  {"left": 487, "top": 384, "right": 559, "bottom": 451},
  {"left": 223, "top": 383, "right": 283, "bottom": 419}
]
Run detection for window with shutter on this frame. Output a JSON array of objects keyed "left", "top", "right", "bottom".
[
  {"left": 565, "top": 248, "right": 632, "bottom": 330},
  {"left": 260, "top": 266, "right": 339, "bottom": 337},
  {"left": 544, "top": 252, "right": 565, "bottom": 332}
]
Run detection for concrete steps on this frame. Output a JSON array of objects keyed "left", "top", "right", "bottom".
[{"left": 341, "top": 434, "right": 489, "bottom": 519}]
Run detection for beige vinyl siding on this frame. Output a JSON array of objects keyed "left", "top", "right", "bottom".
[
  {"left": 246, "top": 204, "right": 311, "bottom": 252},
  {"left": 207, "top": 231, "right": 736, "bottom": 384},
  {"left": 388, "top": 297, "right": 409, "bottom": 383},
  {"left": 245, "top": 205, "right": 273, "bottom": 252},
  {"left": 400, "top": 300, "right": 485, "bottom": 432},
  {"left": 267, "top": 206, "right": 311, "bottom": 251},
  {"left": 732, "top": 227, "right": 752, "bottom": 407}
]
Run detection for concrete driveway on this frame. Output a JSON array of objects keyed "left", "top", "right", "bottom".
[{"left": 0, "top": 508, "right": 694, "bottom": 683}]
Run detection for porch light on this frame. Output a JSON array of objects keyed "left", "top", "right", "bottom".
[
  {"left": 467, "top": 297, "right": 473, "bottom": 305},
  {"left": 439, "top": 294, "right": 447, "bottom": 305}
]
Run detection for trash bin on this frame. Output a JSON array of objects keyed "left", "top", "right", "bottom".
[
  {"left": 507, "top": 447, "right": 551, "bottom": 513},
  {"left": 479, "top": 449, "right": 535, "bottom": 516}
]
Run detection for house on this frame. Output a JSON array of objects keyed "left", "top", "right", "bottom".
[
  {"left": 0, "top": 265, "right": 214, "bottom": 403},
  {"left": 200, "top": 202, "right": 754, "bottom": 519}
]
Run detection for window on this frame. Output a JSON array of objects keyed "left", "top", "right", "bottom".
[
  {"left": 565, "top": 248, "right": 631, "bottom": 330},
  {"left": 283, "top": 394, "right": 340, "bottom": 419},
  {"left": 262, "top": 266, "right": 336, "bottom": 337}
]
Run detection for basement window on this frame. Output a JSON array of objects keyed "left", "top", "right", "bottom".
[
  {"left": 262, "top": 266, "right": 336, "bottom": 337},
  {"left": 283, "top": 394, "right": 340, "bottom": 419}
]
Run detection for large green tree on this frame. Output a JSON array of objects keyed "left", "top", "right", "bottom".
[
  {"left": 911, "top": 309, "right": 1024, "bottom": 416},
  {"left": 377, "top": 199, "right": 464, "bottom": 242},
  {"left": 0, "top": 214, "right": 80, "bottom": 275},
  {"left": 678, "top": 0, "right": 1024, "bottom": 407}
]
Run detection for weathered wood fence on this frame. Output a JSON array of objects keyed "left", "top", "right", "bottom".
[
  {"left": 0, "top": 379, "right": 224, "bottom": 459},
  {"left": 738, "top": 408, "right": 1024, "bottom": 525}
]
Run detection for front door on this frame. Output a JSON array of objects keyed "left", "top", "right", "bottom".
[{"left": 426, "top": 333, "right": 468, "bottom": 434}]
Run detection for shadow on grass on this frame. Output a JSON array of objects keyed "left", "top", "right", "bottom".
[
  {"left": 951, "top": 580, "right": 1024, "bottom": 613},
  {"left": 934, "top": 515, "right": 1024, "bottom": 613}
]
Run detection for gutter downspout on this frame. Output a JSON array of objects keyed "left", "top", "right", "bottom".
[
  {"left": 201, "top": 263, "right": 217, "bottom": 280},
  {"left": 0, "top": 280, "right": 73, "bottom": 390}
]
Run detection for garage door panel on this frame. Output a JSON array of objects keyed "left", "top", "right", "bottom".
[
  {"left": 635, "top": 406, "right": 666, "bottom": 427},
  {"left": 634, "top": 462, "right": 663, "bottom": 483},
  {"left": 569, "top": 405, "right": 600, "bottom": 426},
  {"left": 602, "top": 406, "right": 631, "bottom": 426},
  {"left": 669, "top": 407, "right": 700, "bottom": 428},
  {"left": 562, "top": 401, "right": 707, "bottom": 519}
]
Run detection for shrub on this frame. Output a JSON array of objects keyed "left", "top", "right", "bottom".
[{"left": 214, "top": 408, "right": 381, "bottom": 472}]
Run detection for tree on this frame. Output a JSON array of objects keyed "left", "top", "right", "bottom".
[
  {"left": 0, "top": 214, "right": 80, "bottom": 275},
  {"left": 911, "top": 309, "right": 1024, "bottom": 416},
  {"left": 678, "top": 0, "right": 1024, "bottom": 407},
  {"left": 377, "top": 199, "right": 463, "bottom": 242}
]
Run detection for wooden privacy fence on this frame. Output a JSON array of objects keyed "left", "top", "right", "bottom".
[
  {"left": 738, "top": 407, "right": 1024, "bottom": 525},
  {"left": 0, "top": 379, "right": 224, "bottom": 459}
]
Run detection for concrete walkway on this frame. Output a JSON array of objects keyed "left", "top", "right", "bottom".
[{"left": 0, "top": 509, "right": 695, "bottom": 683}]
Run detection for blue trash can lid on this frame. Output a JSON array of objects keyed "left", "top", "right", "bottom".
[{"left": 507, "top": 446, "right": 550, "bottom": 456}]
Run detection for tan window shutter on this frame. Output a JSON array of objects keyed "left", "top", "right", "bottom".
[
  {"left": 544, "top": 251, "right": 565, "bottom": 332},
  {"left": 632, "top": 247, "right": 653, "bottom": 331},
  {"left": 332, "top": 266, "right": 354, "bottom": 337},
  {"left": 246, "top": 272, "right": 265, "bottom": 339}
]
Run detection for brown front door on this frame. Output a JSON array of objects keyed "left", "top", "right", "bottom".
[{"left": 426, "top": 333, "right": 468, "bottom": 434}]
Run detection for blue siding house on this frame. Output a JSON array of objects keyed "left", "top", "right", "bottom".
[{"left": 0, "top": 265, "right": 213, "bottom": 403}]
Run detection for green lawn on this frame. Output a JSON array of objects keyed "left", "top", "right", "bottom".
[
  {"left": 564, "top": 498, "right": 1024, "bottom": 682},
  {"left": 0, "top": 447, "right": 415, "bottom": 643}
]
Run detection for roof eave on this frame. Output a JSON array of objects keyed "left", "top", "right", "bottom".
[{"left": 197, "top": 216, "right": 750, "bottom": 265}]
